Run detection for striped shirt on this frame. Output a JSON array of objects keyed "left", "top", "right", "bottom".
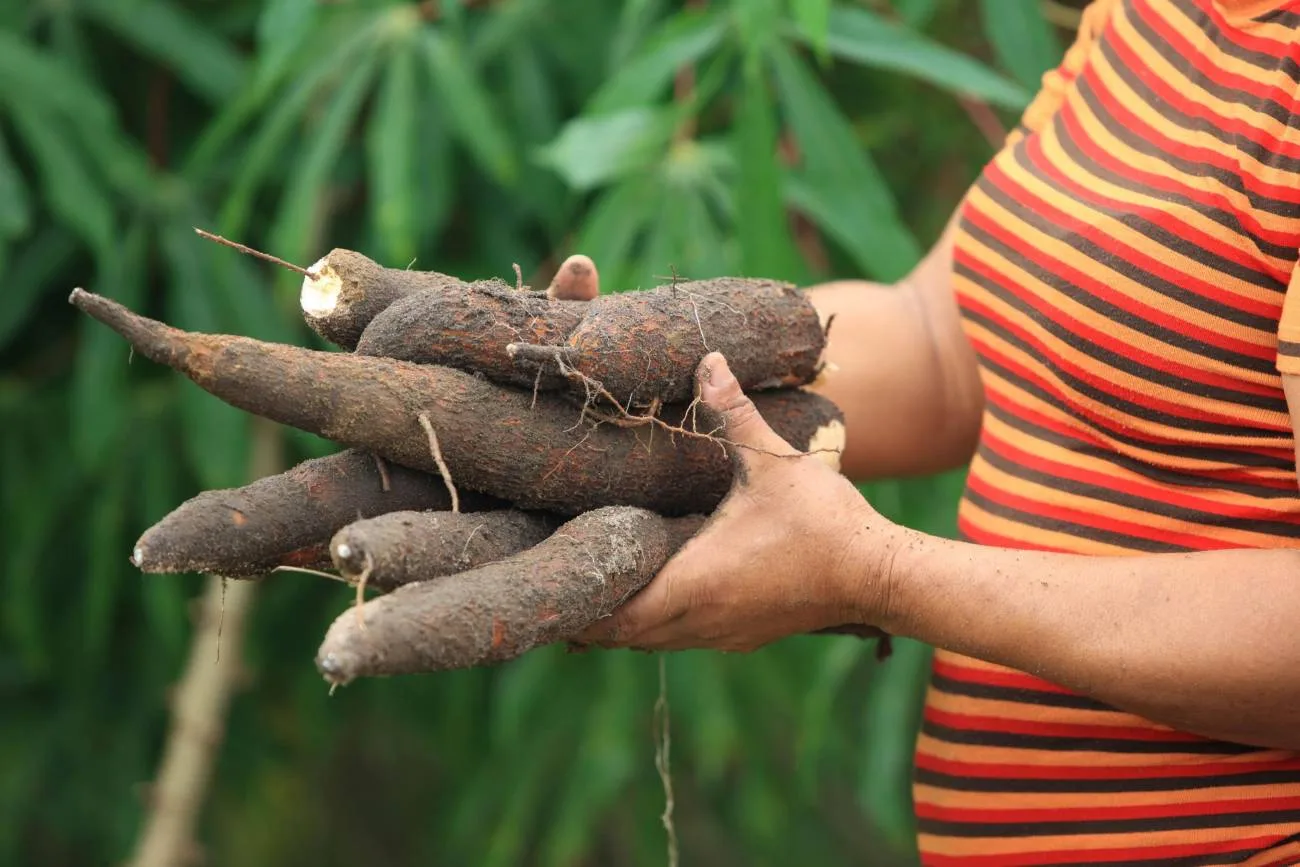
[{"left": 914, "top": 1, "right": 1300, "bottom": 863}]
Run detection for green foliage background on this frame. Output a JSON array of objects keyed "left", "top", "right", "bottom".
[{"left": 0, "top": 1, "right": 1070, "bottom": 864}]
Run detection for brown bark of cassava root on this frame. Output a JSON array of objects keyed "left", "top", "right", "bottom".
[
  {"left": 354, "top": 282, "right": 587, "bottom": 390},
  {"left": 132, "top": 448, "right": 497, "bottom": 577},
  {"left": 508, "top": 277, "right": 827, "bottom": 406},
  {"left": 315, "top": 507, "right": 706, "bottom": 682},
  {"left": 300, "top": 248, "right": 497, "bottom": 350},
  {"left": 330, "top": 509, "right": 559, "bottom": 591},
  {"left": 69, "top": 289, "right": 845, "bottom": 517}
]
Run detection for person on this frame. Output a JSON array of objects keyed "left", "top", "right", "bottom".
[{"left": 573, "top": 1, "right": 1300, "bottom": 863}]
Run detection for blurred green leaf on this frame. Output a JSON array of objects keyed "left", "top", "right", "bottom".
[
  {"left": 421, "top": 28, "right": 518, "bottom": 185},
  {"left": 82, "top": 468, "right": 127, "bottom": 663},
  {"left": 367, "top": 42, "right": 419, "bottom": 266},
  {"left": 255, "top": 0, "right": 320, "bottom": 95},
  {"left": 268, "top": 52, "right": 381, "bottom": 266},
  {"left": 891, "top": 0, "right": 942, "bottom": 28},
  {"left": 788, "top": 0, "right": 832, "bottom": 60},
  {"left": 588, "top": 7, "right": 726, "bottom": 114},
  {"left": 734, "top": 67, "right": 804, "bottom": 280},
  {"left": 6, "top": 103, "right": 114, "bottom": 260},
  {"left": 162, "top": 225, "right": 250, "bottom": 491},
  {"left": 770, "top": 45, "right": 921, "bottom": 279},
  {"left": 804, "top": 6, "right": 1031, "bottom": 110},
  {"left": 216, "top": 18, "right": 384, "bottom": 234},
  {"left": 537, "top": 108, "right": 675, "bottom": 192},
  {"left": 84, "top": 0, "right": 247, "bottom": 104},
  {"left": 69, "top": 223, "right": 146, "bottom": 470},
  {"left": 0, "top": 227, "right": 77, "bottom": 350},
  {"left": 0, "top": 129, "right": 30, "bottom": 237},
  {"left": 0, "top": 31, "right": 116, "bottom": 130},
  {"left": 978, "top": 0, "right": 1063, "bottom": 91}
]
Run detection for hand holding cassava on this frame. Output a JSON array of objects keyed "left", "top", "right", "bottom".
[{"left": 70, "top": 244, "right": 890, "bottom": 684}]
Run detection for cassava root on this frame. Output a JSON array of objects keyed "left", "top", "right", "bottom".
[
  {"left": 330, "top": 509, "right": 559, "bottom": 591},
  {"left": 132, "top": 448, "right": 496, "bottom": 578},
  {"left": 315, "top": 507, "right": 706, "bottom": 682},
  {"left": 70, "top": 289, "right": 846, "bottom": 517}
]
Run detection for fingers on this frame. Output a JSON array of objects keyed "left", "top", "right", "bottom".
[
  {"left": 696, "top": 352, "right": 799, "bottom": 467},
  {"left": 547, "top": 254, "right": 599, "bottom": 301}
]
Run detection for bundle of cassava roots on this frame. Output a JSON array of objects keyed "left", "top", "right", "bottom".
[{"left": 71, "top": 243, "right": 886, "bottom": 686}]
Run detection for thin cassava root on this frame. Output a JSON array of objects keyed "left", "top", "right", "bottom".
[
  {"left": 330, "top": 509, "right": 559, "bottom": 591},
  {"left": 131, "top": 448, "right": 497, "bottom": 578},
  {"left": 316, "top": 507, "right": 706, "bottom": 682},
  {"left": 69, "top": 289, "right": 845, "bottom": 517}
]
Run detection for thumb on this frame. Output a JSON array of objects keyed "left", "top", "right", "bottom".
[
  {"left": 697, "top": 352, "right": 799, "bottom": 468},
  {"left": 546, "top": 254, "right": 599, "bottom": 301}
]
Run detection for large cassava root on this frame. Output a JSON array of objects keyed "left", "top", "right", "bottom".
[
  {"left": 132, "top": 448, "right": 497, "bottom": 577},
  {"left": 69, "top": 289, "right": 846, "bottom": 517},
  {"left": 330, "top": 509, "right": 558, "bottom": 591},
  {"left": 315, "top": 507, "right": 705, "bottom": 682},
  {"left": 508, "top": 277, "right": 827, "bottom": 406},
  {"left": 355, "top": 275, "right": 826, "bottom": 407}
]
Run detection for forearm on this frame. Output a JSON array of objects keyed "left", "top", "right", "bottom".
[
  {"left": 806, "top": 228, "right": 982, "bottom": 481},
  {"left": 868, "top": 530, "right": 1300, "bottom": 749}
]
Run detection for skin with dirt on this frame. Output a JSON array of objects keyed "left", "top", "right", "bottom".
[
  {"left": 330, "top": 509, "right": 559, "bottom": 591},
  {"left": 131, "top": 448, "right": 496, "bottom": 577},
  {"left": 508, "top": 277, "right": 827, "bottom": 407},
  {"left": 315, "top": 507, "right": 706, "bottom": 681},
  {"left": 70, "top": 289, "right": 844, "bottom": 516}
]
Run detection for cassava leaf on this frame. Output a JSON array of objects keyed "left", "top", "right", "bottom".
[
  {"left": 770, "top": 45, "right": 920, "bottom": 279},
  {"left": 367, "top": 42, "right": 419, "bottom": 266},
  {"left": 978, "top": 0, "right": 1063, "bottom": 91},
  {"left": 421, "top": 28, "right": 518, "bottom": 185},
  {"left": 802, "top": 5, "right": 1031, "bottom": 110},
  {"left": 84, "top": 0, "right": 247, "bottom": 103},
  {"left": 587, "top": 7, "right": 726, "bottom": 114},
  {"left": 535, "top": 108, "right": 675, "bottom": 192}
]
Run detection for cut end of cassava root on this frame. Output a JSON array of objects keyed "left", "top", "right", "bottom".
[
  {"left": 299, "top": 255, "right": 343, "bottom": 317},
  {"left": 315, "top": 507, "right": 706, "bottom": 683},
  {"left": 70, "top": 289, "right": 846, "bottom": 517},
  {"left": 298, "top": 249, "right": 472, "bottom": 350}
]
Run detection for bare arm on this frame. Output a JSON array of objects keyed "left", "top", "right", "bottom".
[
  {"left": 806, "top": 221, "right": 984, "bottom": 481},
  {"left": 872, "top": 533, "right": 1300, "bottom": 750},
  {"left": 862, "top": 375, "right": 1300, "bottom": 750}
]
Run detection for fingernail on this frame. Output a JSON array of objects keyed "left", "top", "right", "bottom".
[{"left": 698, "top": 352, "right": 734, "bottom": 402}]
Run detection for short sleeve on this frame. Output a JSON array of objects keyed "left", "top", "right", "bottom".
[
  {"left": 1278, "top": 269, "right": 1300, "bottom": 375},
  {"left": 1004, "top": 0, "right": 1122, "bottom": 148}
]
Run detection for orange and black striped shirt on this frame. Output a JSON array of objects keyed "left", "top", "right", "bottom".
[{"left": 915, "top": 1, "right": 1300, "bottom": 863}]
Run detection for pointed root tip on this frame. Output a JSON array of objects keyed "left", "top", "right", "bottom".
[{"left": 316, "top": 651, "right": 356, "bottom": 687}]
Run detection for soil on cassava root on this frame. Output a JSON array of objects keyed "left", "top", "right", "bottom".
[
  {"left": 131, "top": 448, "right": 500, "bottom": 578},
  {"left": 507, "top": 277, "right": 827, "bottom": 407},
  {"left": 316, "top": 507, "right": 706, "bottom": 681},
  {"left": 330, "top": 509, "right": 559, "bottom": 591},
  {"left": 352, "top": 271, "right": 826, "bottom": 407},
  {"left": 70, "top": 289, "right": 845, "bottom": 517},
  {"left": 354, "top": 282, "right": 587, "bottom": 390}
]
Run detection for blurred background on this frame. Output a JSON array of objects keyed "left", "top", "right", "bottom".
[{"left": 1, "top": 1, "right": 1077, "bottom": 864}]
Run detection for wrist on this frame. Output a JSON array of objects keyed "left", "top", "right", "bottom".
[{"left": 832, "top": 511, "right": 921, "bottom": 631}]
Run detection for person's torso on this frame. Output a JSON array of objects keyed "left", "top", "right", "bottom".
[{"left": 917, "top": 1, "right": 1300, "bottom": 863}]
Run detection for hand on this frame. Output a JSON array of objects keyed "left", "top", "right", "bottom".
[{"left": 576, "top": 351, "right": 898, "bottom": 653}]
